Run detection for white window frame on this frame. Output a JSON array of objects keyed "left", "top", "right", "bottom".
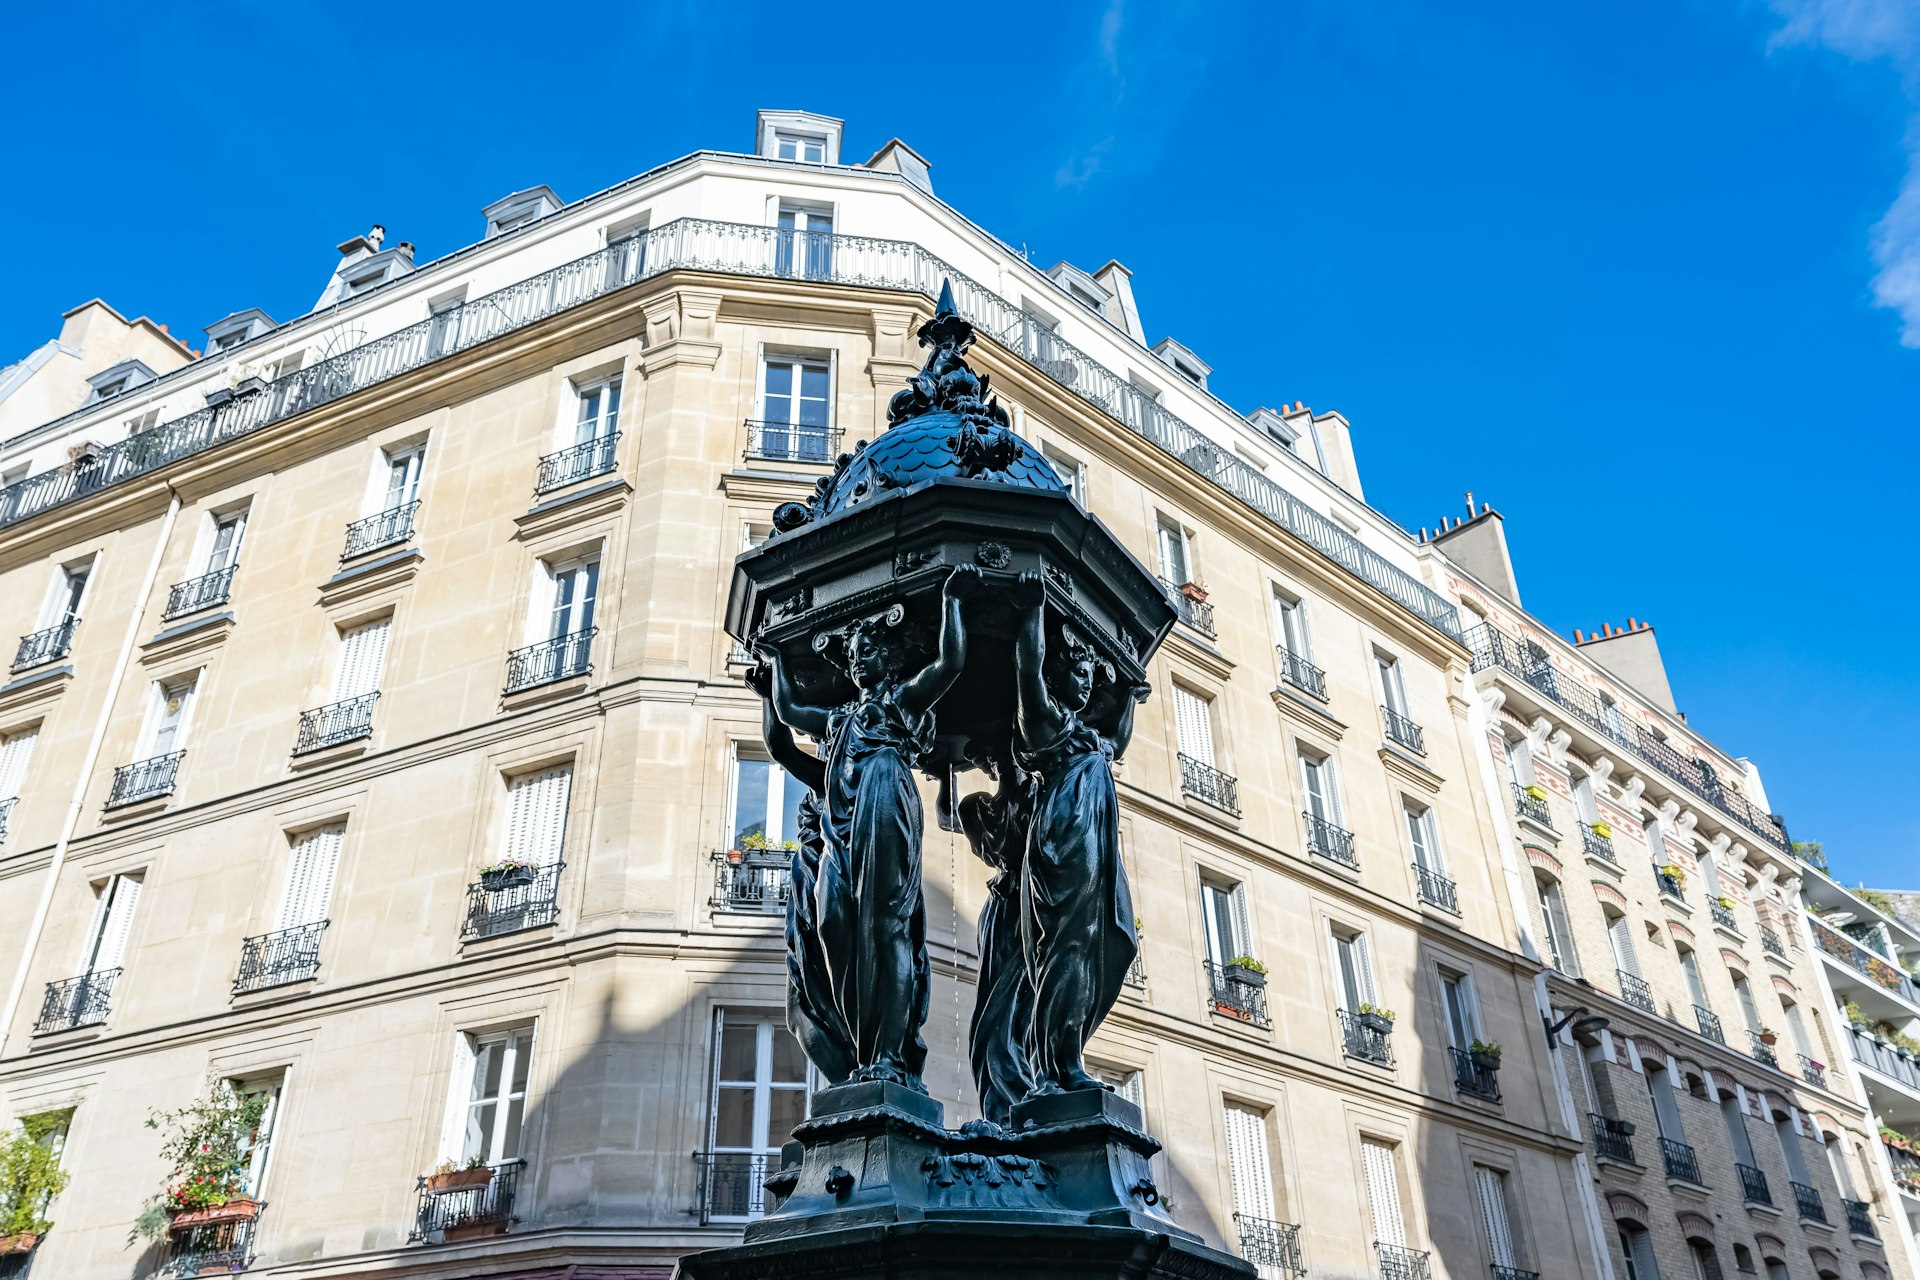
[
  {"left": 563, "top": 373, "right": 623, "bottom": 450},
  {"left": 1606, "top": 908, "right": 1641, "bottom": 977},
  {"left": 1299, "top": 747, "right": 1343, "bottom": 827},
  {"left": 1405, "top": 800, "right": 1444, "bottom": 874},
  {"left": 1172, "top": 685, "right": 1217, "bottom": 768},
  {"left": 277, "top": 822, "right": 345, "bottom": 930},
  {"left": 503, "top": 764, "right": 573, "bottom": 867},
  {"left": 0, "top": 724, "right": 37, "bottom": 802},
  {"left": 1273, "top": 587, "right": 1313, "bottom": 662},
  {"left": 440, "top": 1024, "right": 536, "bottom": 1167},
  {"left": 82, "top": 872, "right": 143, "bottom": 973},
  {"left": 729, "top": 743, "right": 806, "bottom": 850},
  {"left": 39, "top": 559, "right": 93, "bottom": 629},
  {"left": 529, "top": 554, "right": 601, "bottom": 645},
  {"left": 1536, "top": 874, "right": 1580, "bottom": 977},
  {"left": 1155, "top": 515, "right": 1191, "bottom": 585},
  {"left": 332, "top": 616, "right": 392, "bottom": 702},
  {"left": 231, "top": 1073, "right": 285, "bottom": 1198},
  {"left": 1474, "top": 1164, "right": 1521, "bottom": 1270},
  {"left": 1440, "top": 969, "right": 1482, "bottom": 1049},
  {"left": 1200, "top": 876, "right": 1251, "bottom": 966},
  {"left": 137, "top": 675, "right": 198, "bottom": 759},
  {"left": 1361, "top": 1137, "right": 1409, "bottom": 1248},
  {"left": 774, "top": 131, "right": 828, "bottom": 163},
  {"left": 367, "top": 443, "right": 425, "bottom": 516},
  {"left": 706, "top": 1009, "right": 812, "bottom": 1222},
  {"left": 1327, "top": 923, "right": 1377, "bottom": 1014},
  {"left": 1376, "top": 652, "right": 1411, "bottom": 718},
  {"left": 193, "top": 505, "right": 249, "bottom": 577},
  {"left": 1040, "top": 442, "right": 1087, "bottom": 503}
]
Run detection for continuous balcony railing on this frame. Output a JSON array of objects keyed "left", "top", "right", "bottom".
[
  {"left": 1205, "top": 960, "right": 1270, "bottom": 1027},
  {"left": 1466, "top": 622, "right": 1788, "bottom": 849},
  {"left": 1413, "top": 864, "right": 1459, "bottom": 914},
  {"left": 1844, "top": 1197, "right": 1875, "bottom": 1237},
  {"left": 410, "top": 1160, "right": 520, "bottom": 1242},
  {"left": 1338, "top": 1009, "right": 1394, "bottom": 1066},
  {"left": 34, "top": 968, "right": 119, "bottom": 1033},
  {"left": 1579, "top": 821, "right": 1616, "bottom": 864},
  {"left": 1694, "top": 1005, "right": 1725, "bottom": 1044},
  {"left": 1179, "top": 754, "right": 1239, "bottom": 814},
  {"left": 464, "top": 862, "right": 564, "bottom": 938},
  {"left": 233, "top": 921, "right": 328, "bottom": 993},
  {"left": 106, "top": 750, "right": 185, "bottom": 808},
  {"left": 711, "top": 850, "right": 793, "bottom": 913},
  {"left": 1492, "top": 1268, "right": 1541, "bottom": 1280},
  {"left": 1449, "top": 1046, "right": 1501, "bottom": 1101},
  {"left": 744, "top": 418, "right": 839, "bottom": 464},
  {"left": 1660, "top": 1137, "right": 1703, "bottom": 1185},
  {"left": 165, "top": 565, "right": 237, "bottom": 618},
  {"left": 162, "top": 1203, "right": 261, "bottom": 1277},
  {"left": 0, "top": 218, "right": 1465, "bottom": 642},
  {"left": 1277, "top": 647, "right": 1327, "bottom": 699},
  {"left": 1655, "top": 865, "right": 1685, "bottom": 901},
  {"left": 1590, "top": 1113, "right": 1636, "bottom": 1163},
  {"left": 1809, "top": 916, "right": 1920, "bottom": 1003},
  {"left": 341, "top": 500, "right": 419, "bottom": 559},
  {"left": 1737, "top": 1162, "right": 1772, "bottom": 1206},
  {"left": 1790, "top": 1180, "right": 1826, "bottom": 1224},
  {"left": 1304, "top": 811, "right": 1357, "bottom": 868},
  {"left": 504, "top": 628, "right": 595, "bottom": 693},
  {"left": 535, "top": 430, "right": 620, "bottom": 492},
  {"left": 1799, "top": 1054, "right": 1828, "bottom": 1089},
  {"left": 0, "top": 796, "right": 13, "bottom": 842},
  {"left": 1760, "top": 926, "right": 1787, "bottom": 959},
  {"left": 1848, "top": 1024, "right": 1920, "bottom": 1090},
  {"left": 1159, "top": 578, "right": 1216, "bottom": 637},
  {"left": 696, "top": 1150, "right": 770, "bottom": 1222},
  {"left": 1617, "top": 969, "right": 1655, "bottom": 1012},
  {"left": 1511, "top": 783, "right": 1551, "bottom": 827},
  {"left": 1709, "top": 901, "right": 1739, "bottom": 933},
  {"left": 294, "top": 692, "right": 378, "bottom": 754},
  {"left": 1381, "top": 705, "right": 1425, "bottom": 754},
  {"left": 1376, "top": 1242, "right": 1432, "bottom": 1280},
  {"left": 1234, "top": 1213, "right": 1305, "bottom": 1279},
  {"left": 1749, "top": 1031, "right": 1780, "bottom": 1068},
  {"left": 13, "top": 618, "right": 77, "bottom": 671}
]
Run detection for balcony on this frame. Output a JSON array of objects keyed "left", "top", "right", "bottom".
[
  {"left": 1206, "top": 960, "right": 1270, "bottom": 1027},
  {"left": 1338, "top": 1009, "right": 1394, "bottom": 1066},
  {"left": 1466, "top": 622, "right": 1788, "bottom": 850},
  {"left": 464, "top": 862, "right": 564, "bottom": 938},
  {"left": 165, "top": 565, "right": 237, "bottom": 618},
  {"left": 1449, "top": 1046, "right": 1501, "bottom": 1101},
  {"left": 535, "top": 431, "right": 620, "bottom": 493},
  {"left": 1579, "top": 822, "right": 1616, "bottom": 864},
  {"left": 504, "top": 628, "right": 595, "bottom": 693},
  {"left": 1848, "top": 1025, "right": 1920, "bottom": 1092},
  {"left": 1381, "top": 705, "right": 1425, "bottom": 755},
  {"left": 1760, "top": 926, "right": 1787, "bottom": 959},
  {"left": 162, "top": 1203, "right": 261, "bottom": 1277},
  {"left": 1844, "top": 1198, "right": 1875, "bottom": 1238},
  {"left": 1799, "top": 1054, "right": 1828, "bottom": 1089},
  {"left": 1709, "top": 901, "right": 1739, "bottom": 933},
  {"left": 1125, "top": 948, "right": 1147, "bottom": 988},
  {"left": 1511, "top": 783, "right": 1551, "bottom": 828},
  {"left": 293, "top": 693, "right": 378, "bottom": 754},
  {"left": 13, "top": 618, "right": 77, "bottom": 671},
  {"left": 1304, "top": 811, "right": 1357, "bottom": 869},
  {"left": 744, "top": 418, "right": 839, "bottom": 465},
  {"left": 1790, "top": 1180, "right": 1826, "bottom": 1224},
  {"left": 106, "top": 750, "right": 185, "bottom": 808},
  {"left": 341, "top": 500, "right": 419, "bottom": 560},
  {"left": 1694, "top": 1005, "right": 1725, "bottom": 1044},
  {"left": 1749, "top": 1031, "right": 1779, "bottom": 1068},
  {"left": 1737, "top": 1162, "right": 1772, "bottom": 1206},
  {"left": 1159, "top": 578, "right": 1216, "bottom": 638},
  {"left": 34, "top": 968, "right": 119, "bottom": 1033},
  {"left": 0, "top": 796, "right": 13, "bottom": 842},
  {"left": 1655, "top": 865, "right": 1685, "bottom": 901},
  {"left": 696, "top": 1151, "right": 771, "bottom": 1223},
  {"left": 1277, "top": 647, "right": 1326, "bottom": 700},
  {"left": 1413, "top": 864, "right": 1459, "bottom": 915},
  {"left": 1809, "top": 916, "right": 1920, "bottom": 1004},
  {"left": 1492, "top": 1269, "right": 1541, "bottom": 1280},
  {"left": 410, "top": 1160, "right": 520, "bottom": 1243},
  {"left": 1234, "top": 1213, "right": 1305, "bottom": 1280},
  {"left": 711, "top": 849, "right": 792, "bottom": 914},
  {"left": 1617, "top": 969, "right": 1655, "bottom": 1013},
  {"left": 1376, "top": 1242, "right": 1432, "bottom": 1280},
  {"left": 1590, "top": 1113, "right": 1636, "bottom": 1163},
  {"left": 1660, "top": 1137, "right": 1703, "bottom": 1185},
  {"left": 232, "top": 921, "right": 328, "bottom": 993},
  {"left": 1179, "top": 754, "right": 1240, "bottom": 815}
]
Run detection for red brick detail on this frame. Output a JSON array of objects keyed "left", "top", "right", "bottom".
[
  {"left": 1633, "top": 1035, "right": 1670, "bottom": 1066},
  {"left": 1606, "top": 1191, "right": 1652, "bottom": 1224},
  {"left": 1810, "top": 1248, "right": 1840, "bottom": 1273},
  {"left": 1525, "top": 846, "right": 1565, "bottom": 875},
  {"left": 1770, "top": 975, "right": 1797, "bottom": 995},
  {"left": 1720, "top": 949, "right": 1745, "bottom": 970},
  {"left": 1591, "top": 880, "right": 1629, "bottom": 911},
  {"left": 1754, "top": 1233, "right": 1786, "bottom": 1255},
  {"left": 1667, "top": 920, "right": 1696, "bottom": 944},
  {"left": 1678, "top": 1211, "right": 1716, "bottom": 1239}
]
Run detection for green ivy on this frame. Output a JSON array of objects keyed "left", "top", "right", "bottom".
[{"left": 0, "top": 1111, "right": 73, "bottom": 1238}]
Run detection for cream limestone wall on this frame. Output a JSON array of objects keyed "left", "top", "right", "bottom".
[{"left": 0, "top": 274, "right": 1600, "bottom": 1280}]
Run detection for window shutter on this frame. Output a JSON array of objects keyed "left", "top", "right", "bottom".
[
  {"left": 1352, "top": 931, "right": 1378, "bottom": 1004},
  {"left": 1115, "top": 1070, "right": 1145, "bottom": 1111},
  {"left": 279, "top": 824, "right": 344, "bottom": 929},
  {"left": 1361, "top": 1139, "right": 1407, "bottom": 1247},
  {"left": 1173, "top": 688, "right": 1214, "bottom": 766},
  {"left": 333, "top": 619, "right": 391, "bottom": 701},
  {"left": 0, "top": 727, "right": 37, "bottom": 797},
  {"left": 439, "top": 1032, "right": 478, "bottom": 1163},
  {"left": 1475, "top": 1166, "right": 1516, "bottom": 1268},
  {"left": 1229, "top": 883, "right": 1252, "bottom": 959},
  {"left": 91, "top": 874, "right": 142, "bottom": 971},
  {"left": 1224, "top": 1104, "right": 1277, "bottom": 1222},
  {"left": 507, "top": 765, "right": 573, "bottom": 865},
  {"left": 1301, "top": 755, "right": 1329, "bottom": 820},
  {"left": 1610, "top": 915, "right": 1641, "bottom": 977}
]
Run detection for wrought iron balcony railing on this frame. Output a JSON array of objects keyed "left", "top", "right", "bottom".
[
  {"left": 1655, "top": 865, "right": 1685, "bottom": 900},
  {"left": 1376, "top": 1242, "right": 1432, "bottom": 1280},
  {"left": 1125, "top": 948, "right": 1147, "bottom": 988},
  {"left": 1737, "top": 1163, "right": 1772, "bottom": 1205},
  {"left": 0, "top": 218, "right": 1465, "bottom": 645},
  {"left": 1205, "top": 960, "right": 1270, "bottom": 1027},
  {"left": 504, "top": 628, "right": 595, "bottom": 693},
  {"left": 1849, "top": 1025, "right": 1920, "bottom": 1090},
  {"left": 1590, "top": 1113, "right": 1635, "bottom": 1163},
  {"left": 711, "top": 850, "right": 792, "bottom": 913},
  {"left": 1234, "top": 1213, "right": 1305, "bottom": 1279},
  {"left": 34, "top": 968, "right": 119, "bottom": 1033},
  {"left": 233, "top": 921, "right": 328, "bottom": 993},
  {"left": 1412, "top": 864, "right": 1459, "bottom": 914},
  {"left": 1617, "top": 969, "right": 1655, "bottom": 1012},
  {"left": 1304, "top": 811, "right": 1357, "bottom": 868},
  {"left": 1159, "top": 578, "right": 1216, "bottom": 637},
  {"left": 1790, "top": 1180, "right": 1826, "bottom": 1223},
  {"left": 1449, "top": 1046, "right": 1501, "bottom": 1101},
  {"left": 1466, "top": 621, "right": 1788, "bottom": 849},
  {"left": 165, "top": 565, "right": 238, "bottom": 618},
  {"left": 696, "top": 1150, "right": 771, "bottom": 1222},
  {"left": 162, "top": 1203, "right": 261, "bottom": 1276},
  {"left": 1579, "top": 821, "right": 1617, "bottom": 863},
  {"left": 1809, "top": 916, "right": 1920, "bottom": 1003},
  {"left": 1381, "top": 705, "right": 1425, "bottom": 754},
  {"left": 13, "top": 618, "right": 77, "bottom": 671},
  {"left": 293, "top": 692, "right": 378, "bottom": 754},
  {"left": 1799, "top": 1054, "right": 1828, "bottom": 1089},
  {"left": 410, "top": 1159, "right": 520, "bottom": 1242},
  {"left": 744, "top": 418, "right": 839, "bottom": 464},
  {"left": 0, "top": 796, "right": 13, "bottom": 842},
  {"left": 1492, "top": 1268, "right": 1541, "bottom": 1280},
  {"left": 106, "top": 750, "right": 185, "bottom": 808},
  {"left": 535, "top": 430, "right": 620, "bottom": 493},
  {"left": 1694, "top": 1005, "right": 1725, "bottom": 1044},
  {"left": 1749, "top": 1031, "right": 1779, "bottom": 1067},
  {"left": 341, "top": 500, "right": 420, "bottom": 560},
  {"left": 1660, "top": 1137, "right": 1703, "bottom": 1185},
  {"left": 1710, "top": 901, "right": 1739, "bottom": 933},
  {"left": 1178, "top": 754, "right": 1239, "bottom": 814},
  {"left": 1338, "top": 1009, "right": 1394, "bottom": 1066},
  {"left": 1511, "top": 783, "right": 1551, "bottom": 827},
  {"left": 1760, "top": 925, "right": 1787, "bottom": 959},
  {"left": 1844, "top": 1197, "right": 1875, "bottom": 1237},
  {"left": 464, "top": 862, "right": 564, "bottom": 938},
  {"left": 1261, "top": 655, "right": 1322, "bottom": 715}
]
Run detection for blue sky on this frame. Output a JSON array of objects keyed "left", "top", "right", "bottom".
[{"left": 5, "top": 1, "right": 1915, "bottom": 886}]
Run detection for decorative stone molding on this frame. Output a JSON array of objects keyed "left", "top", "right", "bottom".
[{"left": 1606, "top": 1191, "right": 1653, "bottom": 1224}]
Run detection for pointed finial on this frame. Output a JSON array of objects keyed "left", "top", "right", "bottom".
[
  {"left": 916, "top": 278, "right": 974, "bottom": 354},
  {"left": 935, "top": 278, "right": 959, "bottom": 317}
]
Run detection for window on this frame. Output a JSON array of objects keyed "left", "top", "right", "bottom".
[
  {"left": 230, "top": 1075, "right": 284, "bottom": 1198},
  {"left": 774, "top": 131, "right": 827, "bottom": 163},
  {"left": 537, "top": 556, "right": 600, "bottom": 642},
  {"left": 1441, "top": 970, "right": 1479, "bottom": 1048},
  {"left": 1377, "top": 653, "right": 1411, "bottom": 719},
  {"left": 1599, "top": 693, "right": 1627, "bottom": 738},
  {"left": 1645, "top": 1065, "right": 1687, "bottom": 1142},
  {"left": 1688, "top": 1239, "right": 1726, "bottom": 1280},
  {"left": 1067, "top": 279, "right": 1106, "bottom": 311},
  {"left": 1, "top": 724, "right": 39, "bottom": 805},
  {"left": 93, "top": 377, "right": 129, "bottom": 400},
  {"left": 731, "top": 745, "right": 807, "bottom": 851},
  {"left": 1361, "top": 1138, "right": 1408, "bottom": 1248},
  {"left": 1155, "top": 516, "right": 1191, "bottom": 586},
  {"left": 41, "top": 560, "right": 91, "bottom": 629},
  {"left": 278, "top": 823, "right": 344, "bottom": 930},
  {"left": 1620, "top": 1225, "right": 1664, "bottom": 1280},
  {"left": 203, "top": 508, "right": 248, "bottom": 576},
  {"left": 1299, "top": 748, "right": 1342, "bottom": 826},
  {"left": 774, "top": 204, "right": 833, "bottom": 280},
  {"left": 1782, "top": 999, "right": 1815, "bottom": 1060},
  {"left": 757, "top": 354, "right": 832, "bottom": 461},
  {"left": 1224, "top": 1104, "right": 1280, "bottom": 1260},
  {"left": 504, "top": 765, "right": 572, "bottom": 867},
  {"left": 605, "top": 222, "right": 648, "bottom": 287},
  {"left": 1732, "top": 1245, "right": 1755, "bottom": 1275},
  {"left": 1570, "top": 769, "right": 1600, "bottom": 825},
  {"left": 1200, "top": 878, "right": 1250, "bottom": 966},
  {"left": 1329, "top": 926, "right": 1377, "bottom": 1014},
  {"left": 451, "top": 1027, "right": 534, "bottom": 1166},
  {"left": 1405, "top": 802, "right": 1443, "bottom": 874},
  {"left": 1731, "top": 972, "right": 1761, "bottom": 1035},
  {"left": 139, "top": 676, "right": 197, "bottom": 759},
  {"left": 1823, "top": 1132, "right": 1856, "bottom": 1199},
  {"left": 1643, "top": 816, "right": 1667, "bottom": 862},
  {"left": 570, "top": 374, "right": 622, "bottom": 447},
  {"left": 333, "top": 617, "right": 391, "bottom": 702},
  {"left": 1605, "top": 908, "right": 1640, "bottom": 977},
  {"left": 374, "top": 445, "right": 424, "bottom": 514},
  {"left": 1677, "top": 944, "right": 1710, "bottom": 1011},
  {"left": 1474, "top": 1165, "right": 1521, "bottom": 1272},
  {"left": 1273, "top": 589, "right": 1313, "bottom": 662},
  {"left": 1041, "top": 443, "right": 1086, "bottom": 503},
  {"left": 83, "top": 873, "right": 143, "bottom": 973},
  {"left": 427, "top": 296, "right": 465, "bottom": 358},
  {"left": 1720, "top": 1093, "right": 1758, "bottom": 1167},
  {"left": 1172, "top": 686, "right": 1216, "bottom": 767},
  {"left": 1503, "top": 735, "right": 1534, "bottom": 786},
  {"left": 707, "top": 1011, "right": 810, "bottom": 1220},
  {"left": 1092, "top": 1064, "right": 1145, "bottom": 1112},
  {"left": 1535, "top": 874, "right": 1579, "bottom": 975}
]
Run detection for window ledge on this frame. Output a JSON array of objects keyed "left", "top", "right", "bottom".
[
  {"left": 1271, "top": 685, "right": 1347, "bottom": 739},
  {"left": 100, "top": 793, "right": 174, "bottom": 823},
  {"left": 1712, "top": 922, "right": 1745, "bottom": 946},
  {"left": 289, "top": 737, "right": 372, "bottom": 773},
  {"left": 1666, "top": 1177, "right": 1712, "bottom": 1198},
  {"left": 1514, "top": 813, "right": 1560, "bottom": 843},
  {"left": 1762, "top": 949, "right": 1795, "bottom": 970},
  {"left": 501, "top": 672, "right": 593, "bottom": 711},
  {"left": 1205, "top": 1008, "right": 1272, "bottom": 1042},
  {"left": 1378, "top": 743, "right": 1443, "bottom": 795},
  {"left": 1799, "top": 1217, "right": 1834, "bottom": 1235},
  {"left": 0, "top": 663, "right": 72, "bottom": 720},
  {"left": 139, "top": 610, "right": 234, "bottom": 667},
  {"left": 1743, "top": 1200, "right": 1782, "bottom": 1218},
  {"left": 319, "top": 546, "right": 423, "bottom": 611},
  {"left": 514, "top": 477, "right": 632, "bottom": 539},
  {"left": 1586, "top": 852, "right": 1626, "bottom": 880},
  {"left": 232, "top": 975, "right": 319, "bottom": 1003},
  {"left": 1850, "top": 1233, "right": 1883, "bottom": 1250},
  {"left": 1594, "top": 1154, "right": 1645, "bottom": 1177}
]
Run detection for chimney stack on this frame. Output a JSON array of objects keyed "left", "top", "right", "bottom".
[
  {"left": 1430, "top": 497, "right": 1521, "bottom": 607},
  {"left": 1576, "top": 619, "right": 1678, "bottom": 714}
]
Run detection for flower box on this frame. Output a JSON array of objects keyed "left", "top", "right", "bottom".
[
  {"left": 1178, "top": 581, "right": 1210, "bottom": 603},
  {"left": 425, "top": 1167, "right": 494, "bottom": 1195},
  {"left": 170, "top": 1197, "right": 258, "bottom": 1228},
  {"left": 1589, "top": 821, "right": 1613, "bottom": 839},
  {"left": 1359, "top": 1011, "right": 1395, "bottom": 1035},
  {"left": 0, "top": 1231, "right": 37, "bottom": 1254},
  {"left": 203, "top": 387, "right": 235, "bottom": 407},
  {"left": 1523, "top": 785, "right": 1548, "bottom": 803},
  {"left": 233, "top": 377, "right": 269, "bottom": 398},
  {"left": 444, "top": 1218, "right": 507, "bottom": 1241},
  {"left": 1224, "top": 962, "right": 1267, "bottom": 989},
  {"left": 1758, "top": 1030, "right": 1779, "bottom": 1046},
  {"left": 479, "top": 865, "right": 535, "bottom": 891},
  {"left": 1471, "top": 1049, "right": 1503, "bottom": 1071}
]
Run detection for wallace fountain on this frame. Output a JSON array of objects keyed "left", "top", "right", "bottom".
[{"left": 679, "top": 285, "right": 1256, "bottom": 1280}]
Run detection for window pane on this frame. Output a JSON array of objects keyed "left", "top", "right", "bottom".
[
  {"left": 501, "top": 1096, "right": 525, "bottom": 1160},
  {"left": 768, "top": 1088, "right": 807, "bottom": 1145},
  {"left": 732, "top": 761, "right": 770, "bottom": 846},
  {"left": 714, "top": 1086, "right": 755, "bottom": 1147},
  {"left": 719, "top": 1021, "right": 758, "bottom": 1080},
  {"left": 764, "top": 362, "right": 793, "bottom": 398},
  {"left": 471, "top": 1041, "right": 502, "bottom": 1101},
  {"left": 464, "top": 1101, "right": 497, "bottom": 1162},
  {"left": 770, "top": 1027, "right": 808, "bottom": 1082},
  {"left": 510, "top": 1031, "right": 533, "bottom": 1092}
]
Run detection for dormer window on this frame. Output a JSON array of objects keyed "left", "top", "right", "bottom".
[
  {"left": 481, "top": 186, "right": 563, "bottom": 239},
  {"left": 775, "top": 132, "right": 828, "bottom": 163},
  {"left": 1151, "top": 339, "right": 1212, "bottom": 391},
  {"left": 94, "top": 378, "right": 128, "bottom": 400},
  {"left": 214, "top": 332, "right": 246, "bottom": 352},
  {"left": 346, "top": 270, "right": 385, "bottom": 295},
  {"left": 84, "top": 359, "right": 159, "bottom": 405},
  {"left": 203, "top": 309, "right": 275, "bottom": 355},
  {"left": 1067, "top": 281, "right": 1104, "bottom": 310},
  {"left": 755, "top": 110, "right": 844, "bottom": 164}
]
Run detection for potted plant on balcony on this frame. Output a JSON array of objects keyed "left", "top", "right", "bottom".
[
  {"left": 1523, "top": 784, "right": 1548, "bottom": 804},
  {"left": 1715, "top": 895, "right": 1736, "bottom": 911},
  {"left": 1757, "top": 1026, "right": 1779, "bottom": 1047},
  {"left": 133, "top": 1082, "right": 268, "bottom": 1246},
  {"left": 1469, "top": 1038, "right": 1503, "bottom": 1071},
  {"left": 1178, "top": 579, "right": 1210, "bottom": 604},
  {"left": 1659, "top": 863, "right": 1687, "bottom": 890},
  {"left": 1588, "top": 820, "right": 1613, "bottom": 839},
  {"left": 0, "top": 1112, "right": 71, "bottom": 1257},
  {"left": 425, "top": 1156, "right": 493, "bottom": 1195},
  {"left": 1223, "top": 955, "right": 1267, "bottom": 988},
  {"left": 478, "top": 859, "right": 536, "bottom": 891},
  {"left": 1356, "top": 1003, "right": 1396, "bottom": 1034}
]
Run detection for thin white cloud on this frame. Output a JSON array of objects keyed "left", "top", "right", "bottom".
[
  {"left": 1053, "top": 0, "right": 1207, "bottom": 191},
  {"left": 1769, "top": 0, "right": 1920, "bottom": 345}
]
